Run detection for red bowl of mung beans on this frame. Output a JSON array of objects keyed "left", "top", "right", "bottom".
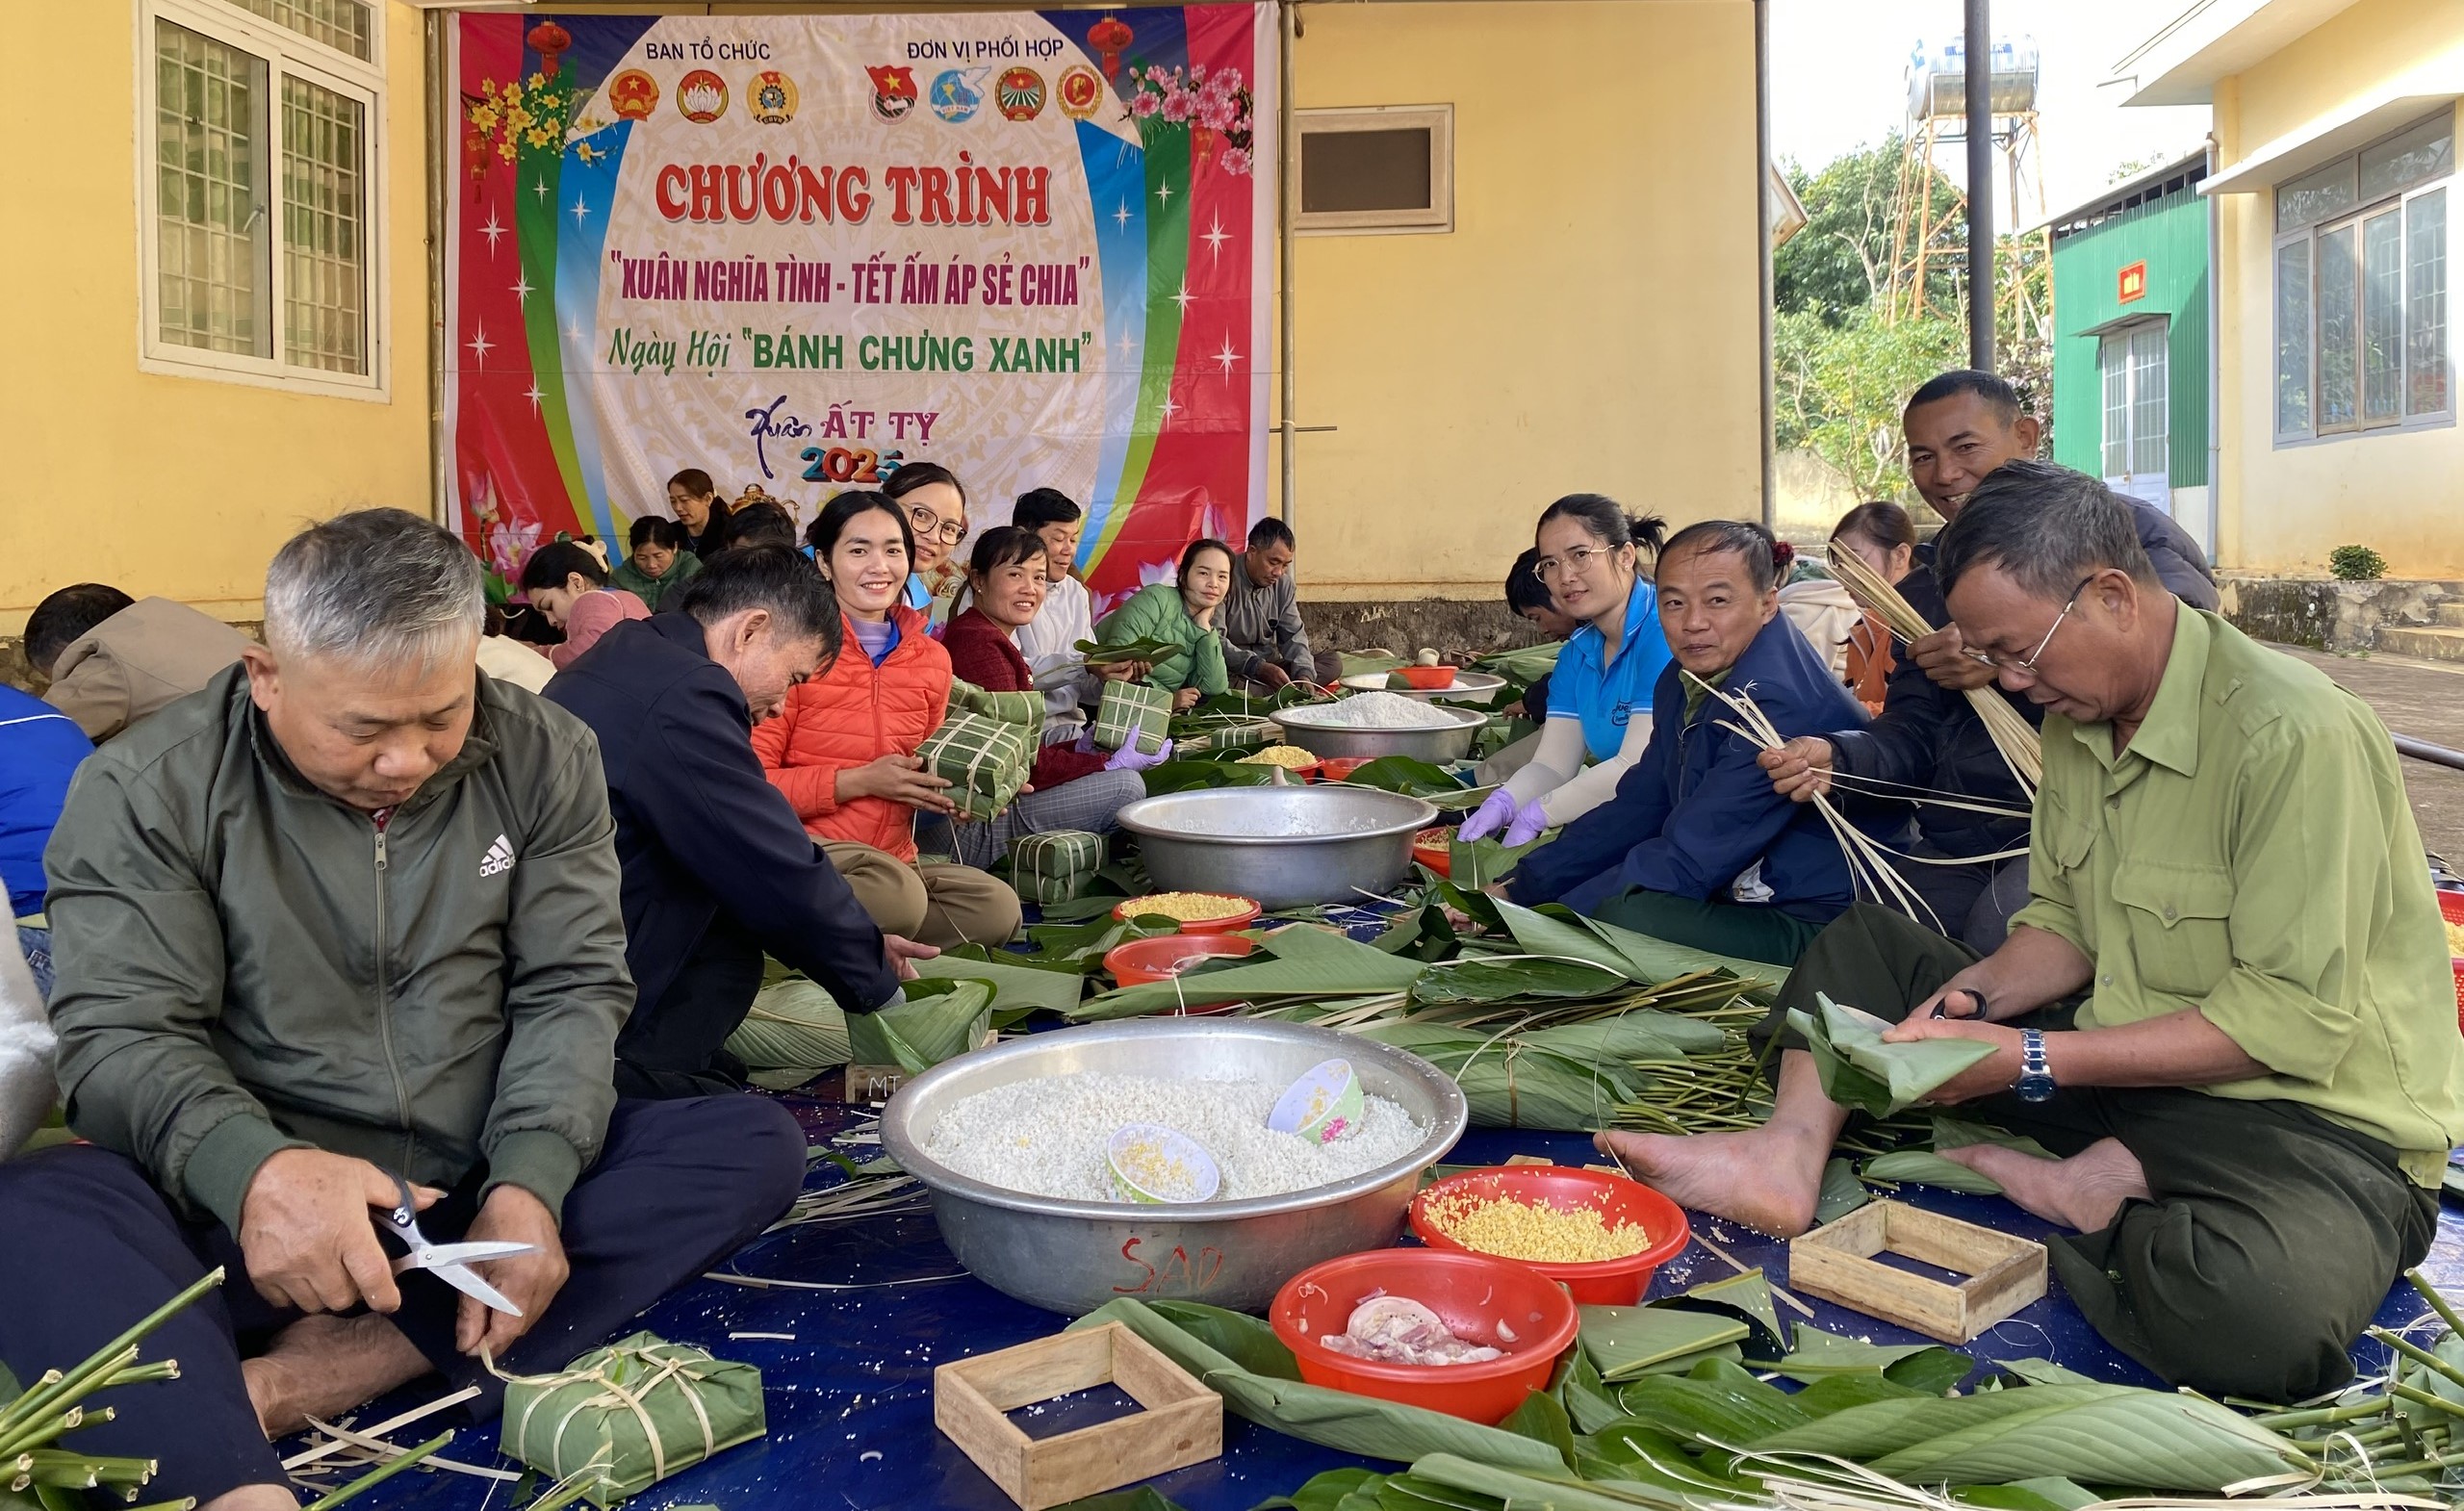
[{"left": 1409, "top": 1165, "right": 1690, "bottom": 1304}]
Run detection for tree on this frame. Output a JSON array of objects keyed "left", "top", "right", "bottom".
[
  {"left": 1776, "top": 308, "right": 1966, "bottom": 499},
  {"left": 1775, "top": 141, "right": 1902, "bottom": 324}
]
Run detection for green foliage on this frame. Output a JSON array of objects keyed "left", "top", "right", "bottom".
[
  {"left": 2329, "top": 543, "right": 2389, "bottom": 580},
  {"left": 1776, "top": 140, "right": 1960, "bottom": 326},
  {"left": 1776, "top": 307, "right": 1967, "bottom": 499}
]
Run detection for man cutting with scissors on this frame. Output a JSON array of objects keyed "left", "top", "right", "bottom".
[{"left": 0, "top": 512, "right": 808, "bottom": 1511}]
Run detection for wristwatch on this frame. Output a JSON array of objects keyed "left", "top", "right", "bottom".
[{"left": 2014, "top": 1029, "right": 2056, "bottom": 1104}]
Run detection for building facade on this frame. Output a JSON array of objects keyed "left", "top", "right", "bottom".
[
  {"left": 2044, "top": 153, "right": 2214, "bottom": 553},
  {"left": 2116, "top": 0, "right": 2464, "bottom": 578},
  {"left": 5, "top": 1, "right": 1764, "bottom": 637}
]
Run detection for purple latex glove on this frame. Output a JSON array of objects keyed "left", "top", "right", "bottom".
[
  {"left": 1457, "top": 787, "right": 1520, "bottom": 842},
  {"left": 1502, "top": 796, "right": 1551, "bottom": 847},
  {"left": 1105, "top": 737, "right": 1175, "bottom": 773}
]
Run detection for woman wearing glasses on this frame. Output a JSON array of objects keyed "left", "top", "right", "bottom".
[
  {"left": 1459, "top": 495, "right": 1672, "bottom": 845},
  {"left": 885, "top": 464, "right": 971, "bottom": 629},
  {"left": 752, "top": 491, "right": 1023, "bottom": 950}
]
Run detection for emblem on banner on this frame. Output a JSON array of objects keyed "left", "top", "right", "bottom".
[
  {"left": 676, "top": 68, "right": 728, "bottom": 124},
  {"left": 607, "top": 68, "right": 658, "bottom": 121},
  {"left": 1056, "top": 64, "right": 1104, "bottom": 120},
  {"left": 930, "top": 67, "right": 985, "bottom": 124},
  {"left": 868, "top": 64, "right": 918, "bottom": 122},
  {"left": 996, "top": 66, "right": 1046, "bottom": 122},
  {"left": 750, "top": 69, "right": 798, "bottom": 125}
]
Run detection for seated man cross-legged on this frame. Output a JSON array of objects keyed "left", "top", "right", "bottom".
[
  {"left": 1604, "top": 469, "right": 2464, "bottom": 1403},
  {"left": 1506, "top": 521, "right": 1896, "bottom": 966},
  {"left": 0, "top": 510, "right": 806, "bottom": 1511}
]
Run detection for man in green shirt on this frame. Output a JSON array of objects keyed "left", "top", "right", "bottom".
[{"left": 1603, "top": 466, "right": 2464, "bottom": 1401}]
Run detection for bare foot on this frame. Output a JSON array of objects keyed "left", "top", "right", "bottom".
[
  {"left": 1595, "top": 1124, "right": 1833, "bottom": 1238},
  {"left": 241, "top": 1314, "right": 431, "bottom": 1438},
  {"left": 202, "top": 1485, "right": 303, "bottom": 1511},
  {"left": 1942, "top": 1137, "right": 2149, "bottom": 1232}
]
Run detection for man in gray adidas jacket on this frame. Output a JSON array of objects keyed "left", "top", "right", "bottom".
[{"left": 0, "top": 510, "right": 805, "bottom": 1511}]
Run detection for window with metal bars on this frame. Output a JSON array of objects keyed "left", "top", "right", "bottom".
[{"left": 141, "top": 0, "right": 381, "bottom": 394}]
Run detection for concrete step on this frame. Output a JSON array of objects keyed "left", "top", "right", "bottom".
[
  {"left": 2378, "top": 625, "right": 2464, "bottom": 662},
  {"left": 2436, "top": 602, "right": 2464, "bottom": 627}
]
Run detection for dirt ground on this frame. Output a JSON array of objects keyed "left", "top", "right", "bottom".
[{"left": 2270, "top": 644, "right": 2464, "bottom": 864}]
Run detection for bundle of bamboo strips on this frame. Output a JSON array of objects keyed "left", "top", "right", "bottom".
[{"left": 1826, "top": 541, "right": 2041, "bottom": 795}]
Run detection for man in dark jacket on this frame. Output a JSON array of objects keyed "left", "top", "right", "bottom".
[
  {"left": 1759, "top": 373, "right": 2218, "bottom": 951},
  {"left": 1509, "top": 523, "right": 1895, "bottom": 966},
  {"left": 546, "top": 546, "right": 920, "bottom": 1098},
  {"left": 0, "top": 511, "right": 805, "bottom": 1511}
]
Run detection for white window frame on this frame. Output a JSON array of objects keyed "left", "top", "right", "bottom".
[
  {"left": 2271, "top": 116, "right": 2451, "bottom": 446},
  {"left": 136, "top": 0, "right": 389, "bottom": 401},
  {"left": 1295, "top": 105, "right": 1453, "bottom": 236},
  {"left": 2099, "top": 317, "right": 2170, "bottom": 498}
]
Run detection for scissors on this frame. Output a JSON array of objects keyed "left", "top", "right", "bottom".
[{"left": 377, "top": 1174, "right": 537, "bottom": 1317}]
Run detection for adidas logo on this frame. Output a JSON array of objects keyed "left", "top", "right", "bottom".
[{"left": 479, "top": 834, "right": 517, "bottom": 879}]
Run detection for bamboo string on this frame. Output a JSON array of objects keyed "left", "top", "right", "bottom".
[{"left": 1827, "top": 542, "right": 2041, "bottom": 797}]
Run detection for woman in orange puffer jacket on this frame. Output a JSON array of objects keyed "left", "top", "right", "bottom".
[{"left": 751, "top": 491, "right": 1021, "bottom": 948}]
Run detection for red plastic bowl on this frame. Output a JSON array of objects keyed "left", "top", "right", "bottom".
[
  {"left": 1112, "top": 894, "right": 1263, "bottom": 935},
  {"left": 1412, "top": 826, "right": 1455, "bottom": 878},
  {"left": 1270, "top": 1248, "right": 1579, "bottom": 1424},
  {"left": 1410, "top": 1166, "right": 1691, "bottom": 1305},
  {"left": 1395, "top": 665, "right": 1458, "bottom": 690},
  {"left": 1316, "top": 756, "right": 1373, "bottom": 782},
  {"left": 1101, "top": 933, "right": 1255, "bottom": 1002}
]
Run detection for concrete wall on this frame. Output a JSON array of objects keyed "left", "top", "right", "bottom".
[
  {"left": 2209, "top": 1, "right": 2464, "bottom": 577},
  {"left": 0, "top": 3, "right": 434, "bottom": 631},
  {"left": 1279, "top": 2, "right": 1762, "bottom": 602}
]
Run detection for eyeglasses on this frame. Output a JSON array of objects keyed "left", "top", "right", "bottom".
[
  {"left": 1974, "top": 575, "right": 2095, "bottom": 679},
  {"left": 907, "top": 502, "right": 967, "bottom": 547},
  {"left": 1533, "top": 545, "right": 1610, "bottom": 583}
]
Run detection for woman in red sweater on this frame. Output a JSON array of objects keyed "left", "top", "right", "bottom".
[
  {"left": 940, "top": 528, "right": 1165, "bottom": 869},
  {"left": 750, "top": 492, "right": 1020, "bottom": 948}
]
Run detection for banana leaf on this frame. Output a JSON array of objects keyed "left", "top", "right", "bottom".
[
  {"left": 1476, "top": 899, "right": 1655, "bottom": 982},
  {"left": 1814, "top": 1157, "right": 1869, "bottom": 1225},
  {"left": 1579, "top": 1307, "right": 1750, "bottom": 1383},
  {"left": 1441, "top": 836, "right": 1539, "bottom": 893},
  {"left": 723, "top": 977, "right": 850, "bottom": 1089},
  {"left": 1403, "top": 1455, "right": 1675, "bottom": 1511},
  {"left": 1498, "top": 1389, "right": 1578, "bottom": 1470},
  {"left": 1251, "top": 1469, "right": 1385, "bottom": 1511},
  {"left": 1558, "top": 909, "right": 1790, "bottom": 1002},
  {"left": 1862, "top": 1150, "right": 2015, "bottom": 1196},
  {"left": 1071, "top": 930, "right": 1425, "bottom": 1019},
  {"left": 1932, "top": 1116, "right": 2058, "bottom": 1161},
  {"left": 911, "top": 947, "right": 1087, "bottom": 1020},
  {"left": 1789, "top": 1373, "right": 1935, "bottom": 1416},
  {"left": 1413, "top": 955, "right": 1636, "bottom": 1005},
  {"left": 1142, "top": 1300, "right": 1299, "bottom": 1381},
  {"left": 1610, "top": 1358, "right": 1810, "bottom": 1444},
  {"left": 1753, "top": 1321, "right": 1974, "bottom": 1395},
  {"left": 1332, "top": 756, "right": 1488, "bottom": 812},
  {"left": 1580, "top": 1421, "right": 1760, "bottom": 1501},
  {"left": 844, "top": 979, "right": 992, "bottom": 1074},
  {"left": 1678, "top": 1272, "right": 1783, "bottom": 1344},
  {"left": 1788, "top": 994, "right": 1997, "bottom": 1118},
  {"left": 1948, "top": 1479, "right": 2102, "bottom": 1511},
  {"left": 1472, "top": 642, "right": 1565, "bottom": 683},
  {"left": 1348, "top": 1024, "right": 1641, "bottom": 1131},
  {"left": 1745, "top": 1383, "right": 2306, "bottom": 1492},
  {"left": 1520, "top": 1015, "right": 1729, "bottom": 1063},
  {"left": 1142, "top": 759, "right": 1281, "bottom": 796},
  {"left": 1555, "top": 1347, "right": 1628, "bottom": 1437},
  {"left": 1076, "top": 635, "right": 1180, "bottom": 666},
  {"left": 1070, "top": 1299, "right": 1566, "bottom": 1473}
]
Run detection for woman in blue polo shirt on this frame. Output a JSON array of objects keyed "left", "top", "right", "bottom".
[{"left": 1461, "top": 495, "right": 1670, "bottom": 845}]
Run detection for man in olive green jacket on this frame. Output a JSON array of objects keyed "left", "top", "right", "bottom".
[
  {"left": 0, "top": 510, "right": 806, "bottom": 1511},
  {"left": 1604, "top": 469, "right": 2464, "bottom": 1404}
]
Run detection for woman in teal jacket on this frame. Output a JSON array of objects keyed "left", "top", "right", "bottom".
[{"left": 1093, "top": 538, "right": 1234, "bottom": 707}]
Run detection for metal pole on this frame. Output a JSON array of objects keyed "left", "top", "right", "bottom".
[
  {"left": 1277, "top": 0, "right": 1297, "bottom": 525},
  {"left": 1754, "top": 0, "right": 1776, "bottom": 530},
  {"left": 2395, "top": 734, "right": 2464, "bottom": 774},
  {"left": 1964, "top": 0, "right": 1995, "bottom": 371},
  {"left": 425, "top": 11, "right": 450, "bottom": 528}
]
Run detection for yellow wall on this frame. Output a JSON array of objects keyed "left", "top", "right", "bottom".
[
  {"left": 0, "top": 1, "right": 432, "bottom": 629},
  {"left": 2210, "top": 0, "right": 2464, "bottom": 577},
  {"left": 1281, "top": 1, "right": 1762, "bottom": 600}
]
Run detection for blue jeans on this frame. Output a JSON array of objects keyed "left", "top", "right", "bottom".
[{"left": 15, "top": 926, "right": 50, "bottom": 1001}]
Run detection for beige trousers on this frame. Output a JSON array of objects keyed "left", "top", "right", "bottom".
[{"left": 820, "top": 840, "right": 1022, "bottom": 949}]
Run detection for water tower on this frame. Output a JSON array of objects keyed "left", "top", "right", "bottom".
[{"left": 1886, "top": 36, "right": 2050, "bottom": 338}]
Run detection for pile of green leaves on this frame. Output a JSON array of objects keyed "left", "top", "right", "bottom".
[
  {"left": 845, "top": 979, "right": 993, "bottom": 1074},
  {"left": 1064, "top": 1270, "right": 2314, "bottom": 1510}
]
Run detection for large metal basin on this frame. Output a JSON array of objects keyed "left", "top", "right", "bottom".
[
  {"left": 881, "top": 1019, "right": 1468, "bottom": 1316},
  {"left": 1273, "top": 701, "right": 1487, "bottom": 762},
  {"left": 1116, "top": 785, "right": 1438, "bottom": 909}
]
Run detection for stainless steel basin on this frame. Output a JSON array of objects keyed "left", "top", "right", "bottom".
[{"left": 1115, "top": 785, "right": 1440, "bottom": 909}]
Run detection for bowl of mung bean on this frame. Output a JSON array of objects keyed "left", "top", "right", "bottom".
[{"left": 1410, "top": 1165, "right": 1691, "bottom": 1304}]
